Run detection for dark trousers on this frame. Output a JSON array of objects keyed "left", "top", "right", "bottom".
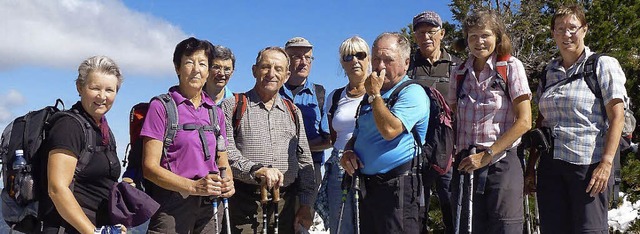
[
  {"left": 360, "top": 165, "right": 421, "bottom": 234},
  {"left": 228, "top": 181, "right": 296, "bottom": 234},
  {"left": 537, "top": 155, "right": 610, "bottom": 234},
  {"left": 147, "top": 185, "right": 215, "bottom": 234},
  {"left": 451, "top": 150, "right": 524, "bottom": 234},
  {"left": 420, "top": 165, "right": 454, "bottom": 234}
]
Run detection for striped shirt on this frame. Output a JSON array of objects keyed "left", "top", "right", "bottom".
[
  {"left": 535, "top": 47, "right": 628, "bottom": 165},
  {"left": 220, "top": 89, "right": 316, "bottom": 205},
  {"left": 447, "top": 54, "right": 531, "bottom": 162}
]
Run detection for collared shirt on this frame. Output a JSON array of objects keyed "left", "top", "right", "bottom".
[
  {"left": 140, "top": 86, "right": 227, "bottom": 179},
  {"left": 447, "top": 54, "right": 531, "bottom": 162},
  {"left": 203, "top": 83, "right": 234, "bottom": 106},
  {"left": 221, "top": 89, "right": 316, "bottom": 205},
  {"left": 353, "top": 76, "right": 429, "bottom": 175},
  {"left": 535, "top": 47, "right": 627, "bottom": 165},
  {"left": 280, "top": 81, "right": 330, "bottom": 162},
  {"left": 408, "top": 48, "right": 461, "bottom": 97}
]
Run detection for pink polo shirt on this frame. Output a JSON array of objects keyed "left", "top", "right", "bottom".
[{"left": 141, "top": 86, "right": 227, "bottom": 179}]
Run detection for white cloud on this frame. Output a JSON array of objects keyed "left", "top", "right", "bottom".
[
  {"left": 0, "top": 0, "right": 187, "bottom": 77},
  {"left": 0, "top": 90, "right": 26, "bottom": 125}
]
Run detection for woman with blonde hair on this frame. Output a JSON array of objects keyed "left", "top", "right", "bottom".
[{"left": 315, "top": 36, "right": 369, "bottom": 234}]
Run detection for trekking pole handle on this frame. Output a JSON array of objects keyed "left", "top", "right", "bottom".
[
  {"left": 260, "top": 180, "right": 269, "bottom": 204},
  {"left": 273, "top": 186, "right": 280, "bottom": 202}
]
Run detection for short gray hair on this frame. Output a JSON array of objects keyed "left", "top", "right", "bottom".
[
  {"left": 372, "top": 32, "right": 411, "bottom": 62},
  {"left": 213, "top": 45, "right": 236, "bottom": 68},
  {"left": 76, "top": 56, "right": 123, "bottom": 91}
]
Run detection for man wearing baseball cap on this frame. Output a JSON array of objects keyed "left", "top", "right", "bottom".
[
  {"left": 280, "top": 37, "right": 332, "bottom": 190},
  {"left": 409, "top": 10, "right": 461, "bottom": 234}
]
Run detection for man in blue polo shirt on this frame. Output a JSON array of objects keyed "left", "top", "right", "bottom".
[
  {"left": 280, "top": 37, "right": 332, "bottom": 185},
  {"left": 340, "top": 32, "right": 429, "bottom": 234}
]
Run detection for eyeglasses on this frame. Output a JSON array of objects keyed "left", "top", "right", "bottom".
[
  {"left": 422, "top": 28, "right": 442, "bottom": 37},
  {"left": 211, "top": 65, "right": 233, "bottom": 75},
  {"left": 342, "top": 52, "right": 367, "bottom": 62},
  {"left": 554, "top": 25, "right": 584, "bottom": 36},
  {"left": 290, "top": 55, "right": 314, "bottom": 63}
]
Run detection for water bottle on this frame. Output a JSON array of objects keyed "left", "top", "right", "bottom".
[{"left": 12, "top": 149, "right": 26, "bottom": 200}]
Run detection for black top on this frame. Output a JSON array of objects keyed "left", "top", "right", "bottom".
[{"left": 41, "top": 102, "right": 120, "bottom": 233}]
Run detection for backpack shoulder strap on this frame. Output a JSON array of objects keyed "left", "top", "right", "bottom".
[
  {"left": 495, "top": 54, "right": 512, "bottom": 100},
  {"left": 207, "top": 106, "right": 220, "bottom": 137},
  {"left": 328, "top": 87, "right": 346, "bottom": 121},
  {"left": 232, "top": 93, "right": 248, "bottom": 136},
  {"left": 313, "top": 83, "right": 326, "bottom": 116},
  {"left": 387, "top": 80, "right": 419, "bottom": 108},
  {"left": 53, "top": 110, "right": 95, "bottom": 175},
  {"left": 281, "top": 98, "right": 301, "bottom": 139},
  {"left": 455, "top": 62, "right": 468, "bottom": 100},
  {"left": 583, "top": 53, "right": 604, "bottom": 99},
  {"left": 154, "top": 94, "right": 179, "bottom": 148}
]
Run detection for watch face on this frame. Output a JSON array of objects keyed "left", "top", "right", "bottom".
[{"left": 368, "top": 95, "right": 375, "bottom": 103}]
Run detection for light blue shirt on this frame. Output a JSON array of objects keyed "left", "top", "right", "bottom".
[
  {"left": 353, "top": 76, "right": 429, "bottom": 175},
  {"left": 280, "top": 81, "right": 330, "bottom": 163}
]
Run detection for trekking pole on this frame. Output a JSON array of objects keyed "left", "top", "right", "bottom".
[
  {"left": 336, "top": 173, "right": 352, "bottom": 234},
  {"left": 352, "top": 172, "right": 361, "bottom": 234},
  {"left": 260, "top": 180, "right": 269, "bottom": 234},
  {"left": 534, "top": 193, "right": 541, "bottom": 234},
  {"left": 209, "top": 171, "right": 220, "bottom": 234},
  {"left": 273, "top": 186, "right": 280, "bottom": 234},
  {"left": 524, "top": 195, "right": 532, "bottom": 234},
  {"left": 455, "top": 161, "right": 464, "bottom": 234},
  {"left": 467, "top": 146, "right": 476, "bottom": 234},
  {"left": 220, "top": 167, "right": 232, "bottom": 234}
]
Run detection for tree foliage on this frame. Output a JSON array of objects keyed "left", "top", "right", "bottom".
[{"left": 402, "top": 0, "right": 640, "bottom": 231}]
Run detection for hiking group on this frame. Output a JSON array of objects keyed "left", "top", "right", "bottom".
[{"left": 1, "top": 4, "right": 636, "bottom": 234}]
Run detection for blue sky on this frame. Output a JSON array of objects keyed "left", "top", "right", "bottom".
[{"left": 0, "top": 0, "right": 454, "bottom": 160}]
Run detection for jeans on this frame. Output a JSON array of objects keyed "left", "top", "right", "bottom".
[{"left": 325, "top": 149, "right": 356, "bottom": 234}]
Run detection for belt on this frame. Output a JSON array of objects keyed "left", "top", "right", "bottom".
[{"left": 361, "top": 157, "right": 416, "bottom": 184}]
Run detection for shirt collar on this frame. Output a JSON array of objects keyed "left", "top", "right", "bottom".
[
  {"left": 464, "top": 53, "right": 498, "bottom": 71},
  {"left": 414, "top": 48, "right": 452, "bottom": 67},
  {"left": 168, "top": 85, "right": 215, "bottom": 108},
  {"left": 247, "top": 89, "right": 287, "bottom": 112},
  {"left": 550, "top": 46, "right": 592, "bottom": 72}
]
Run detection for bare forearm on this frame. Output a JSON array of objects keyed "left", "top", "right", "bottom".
[
  {"left": 143, "top": 164, "right": 196, "bottom": 195},
  {"left": 602, "top": 101, "right": 625, "bottom": 164},
  {"left": 49, "top": 186, "right": 95, "bottom": 234},
  {"left": 371, "top": 98, "right": 404, "bottom": 140},
  {"left": 488, "top": 97, "right": 532, "bottom": 156}
]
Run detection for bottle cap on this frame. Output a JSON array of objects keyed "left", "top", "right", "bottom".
[{"left": 15, "top": 149, "right": 23, "bottom": 155}]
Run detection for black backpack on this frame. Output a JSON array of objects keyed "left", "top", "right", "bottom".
[
  {"left": 0, "top": 100, "right": 99, "bottom": 233},
  {"left": 357, "top": 80, "right": 455, "bottom": 175}
]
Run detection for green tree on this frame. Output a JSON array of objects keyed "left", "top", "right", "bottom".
[{"left": 406, "top": 0, "right": 640, "bottom": 231}]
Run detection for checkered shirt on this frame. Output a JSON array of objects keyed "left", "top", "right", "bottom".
[
  {"left": 535, "top": 47, "right": 628, "bottom": 165},
  {"left": 448, "top": 54, "right": 531, "bottom": 162},
  {"left": 220, "top": 89, "right": 317, "bottom": 205}
]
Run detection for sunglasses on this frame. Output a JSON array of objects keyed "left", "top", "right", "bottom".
[{"left": 342, "top": 52, "right": 367, "bottom": 62}]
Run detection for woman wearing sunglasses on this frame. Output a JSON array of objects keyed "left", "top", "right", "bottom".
[{"left": 314, "top": 36, "right": 369, "bottom": 234}]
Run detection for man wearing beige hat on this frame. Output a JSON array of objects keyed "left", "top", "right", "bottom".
[
  {"left": 408, "top": 10, "right": 460, "bottom": 234},
  {"left": 280, "top": 37, "right": 331, "bottom": 187}
]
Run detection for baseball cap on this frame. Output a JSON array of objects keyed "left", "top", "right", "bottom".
[
  {"left": 413, "top": 11, "right": 443, "bottom": 29},
  {"left": 285, "top": 37, "right": 313, "bottom": 49}
]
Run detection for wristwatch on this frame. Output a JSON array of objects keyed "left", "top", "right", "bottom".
[
  {"left": 484, "top": 148, "right": 494, "bottom": 157},
  {"left": 368, "top": 94, "right": 381, "bottom": 103}
]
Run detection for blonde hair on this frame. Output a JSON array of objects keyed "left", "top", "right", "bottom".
[{"left": 339, "top": 36, "right": 370, "bottom": 59}]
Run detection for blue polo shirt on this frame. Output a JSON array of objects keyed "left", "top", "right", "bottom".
[
  {"left": 280, "top": 81, "right": 330, "bottom": 163},
  {"left": 353, "top": 76, "right": 429, "bottom": 175}
]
